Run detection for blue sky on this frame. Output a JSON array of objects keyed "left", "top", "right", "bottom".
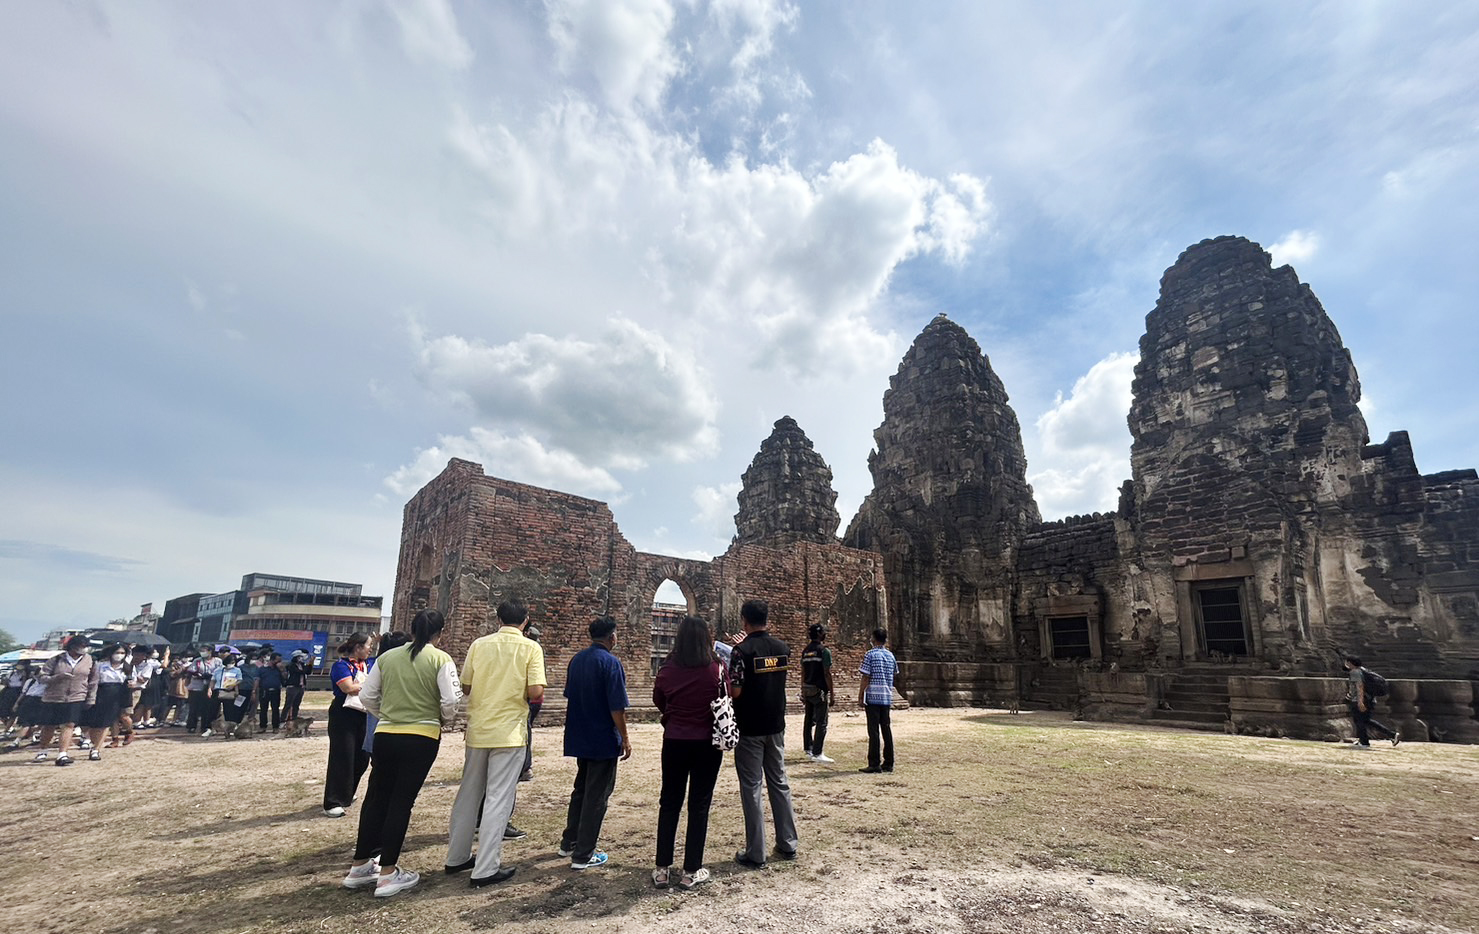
[{"left": 2, "top": 1, "right": 1476, "bottom": 644}]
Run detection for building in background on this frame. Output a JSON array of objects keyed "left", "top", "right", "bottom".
[
  {"left": 159, "top": 573, "right": 384, "bottom": 669},
  {"left": 649, "top": 601, "right": 685, "bottom": 677}
]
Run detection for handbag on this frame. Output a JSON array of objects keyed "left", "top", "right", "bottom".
[{"left": 710, "top": 669, "right": 739, "bottom": 751}]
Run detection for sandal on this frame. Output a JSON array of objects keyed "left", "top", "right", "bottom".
[
  {"left": 652, "top": 867, "right": 670, "bottom": 888},
  {"left": 88, "top": 749, "right": 101, "bottom": 761},
  {"left": 105, "top": 739, "right": 120, "bottom": 748},
  {"left": 679, "top": 867, "right": 710, "bottom": 889},
  {"left": 55, "top": 755, "right": 73, "bottom": 767}
]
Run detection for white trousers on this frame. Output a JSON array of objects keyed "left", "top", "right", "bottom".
[{"left": 446, "top": 745, "right": 524, "bottom": 879}]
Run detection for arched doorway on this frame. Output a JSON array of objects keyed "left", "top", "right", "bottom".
[{"left": 650, "top": 578, "right": 693, "bottom": 677}]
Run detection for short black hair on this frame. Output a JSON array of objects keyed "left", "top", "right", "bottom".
[
  {"left": 497, "top": 600, "right": 528, "bottom": 628},
  {"left": 589, "top": 616, "right": 618, "bottom": 641},
  {"left": 64, "top": 634, "right": 91, "bottom": 651},
  {"left": 872, "top": 628, "right": 888, "bottom": 644},
  {"left": 808, "top": 624, "right": 826, "bottom": 641},
  {"left": 1344, "top": 655, "right": 1363, "bottom": 668},
  {"left": 741, "top": 600, "right": 769, "bottom": 627}
]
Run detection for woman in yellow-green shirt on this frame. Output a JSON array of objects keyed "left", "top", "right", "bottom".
[{"left": 340, "top": 609, "right": 462, "bottom": 898}]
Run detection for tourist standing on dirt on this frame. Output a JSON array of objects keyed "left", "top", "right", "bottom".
[
  {"left": 34, "top": 634, "right": 98, "bottom": 767},
  {"left": 282, "top": 650, "right": 310, "bottom": 723},
  {"left": 446, "top": 599, "right": 546, "bottom": 887},
  {"left": 210, "top": 652, "right": 249, "bottom": 736},
  {"left": 83, "top": 644, "right": 133, "bottom": 755},
  {"left": 323, "top": 633, "right": 372, "bottom": 817},
  {"left": 257, "top": 653, "right": 284, "bottom": 732},
  {"left": 3, "top": 669, "right": 46, "bottom": 750},
  {"left": 521, "top": 625, "right": 544, "bottom": 784},
  {"left": 0, "top": 661, "right": 29, "bottom": 735},
  {"left": 729, "top": 599, "right": 799, "bottom": 868},
  {"left": 129, "top": 646, "right": 160, "bottom": 729},
  {"left": 651, "top": 615, "right": 728, "bottom": 890},
  {"left": 1344, "top": 655, "right": 1401, "bottom": 749},
  {"left": 799, "top": 624, "right": 836, "bottom": 764},
  {"left": 341, "top": 609, "right": 462, "bottom": 898},
  {"left": 160, "top": 657, "right": 188, "bottom": 726},
  {"left": 184, "top": 649, "right": 217, "bottom": 733},
  {"left": 858, "top": 628, "right": 898, "bottom": 773},
  {"left": 559, "top": 616, "right": 631, "bottom": 871}
]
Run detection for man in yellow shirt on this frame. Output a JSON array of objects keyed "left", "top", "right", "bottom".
[{"left": 445, "top": 600, "right": 547, "bottom": 887}]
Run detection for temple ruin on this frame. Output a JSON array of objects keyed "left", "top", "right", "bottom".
[{"left": 392, "top": 235, "right": 1479, "bottom": 741}]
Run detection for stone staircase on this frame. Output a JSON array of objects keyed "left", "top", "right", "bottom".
[{"left": 1147, "top": 666, "right": 1232, "bottom": 731}]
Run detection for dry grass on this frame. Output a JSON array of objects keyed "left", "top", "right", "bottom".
[{"left": 3, "top": 699, "right": 1476, "bottom": 934}]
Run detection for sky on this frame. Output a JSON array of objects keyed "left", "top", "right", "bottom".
[{"left": 2, "top": 1, "right": 1477, "bottom": 644}]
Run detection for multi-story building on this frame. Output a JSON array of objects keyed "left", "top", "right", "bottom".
[{"left": 160, "top": 573, "right": 384, "bottom": 670}]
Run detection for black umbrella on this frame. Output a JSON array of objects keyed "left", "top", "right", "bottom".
[{"left": 124, "top": 632, "right": 172, "bottom": 648}]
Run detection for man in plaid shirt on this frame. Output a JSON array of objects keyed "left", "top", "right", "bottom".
[{"left": 857, "top": 629, "right": 897, "bottom": 773}]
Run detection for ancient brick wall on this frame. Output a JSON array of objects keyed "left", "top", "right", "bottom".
[{"left": 392, "top": 460, "right": 887, "bottom": 703}]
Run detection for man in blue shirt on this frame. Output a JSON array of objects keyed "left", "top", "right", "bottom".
[
  {"left": 560, "top": 616, "right": 631, "bottom": 870},
  {"left": 857, "top": 628, "right": 897, "bottom": 773}
]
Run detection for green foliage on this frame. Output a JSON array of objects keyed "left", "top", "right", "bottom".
[{"left": 0, "top": 628, "right": 23, "bottom": 654}]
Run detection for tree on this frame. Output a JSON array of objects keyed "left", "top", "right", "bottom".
[{"left": 0, "top": 628, "right": 22, "bottom": 654}]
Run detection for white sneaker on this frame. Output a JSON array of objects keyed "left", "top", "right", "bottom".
[
  {"left": 374, "top": 867, "right": 420, "bottom": 898},
  {"left": 805, "top": 752, "right": 816, "bottom": 761},
  {"left": 342, "top": 860, "right": 380, "bottom": 889},
  {"left": 812, "top": 753, "right": 835, "bottom": 764},
  {"left": 324, "top": 806, "right": 346, "bottom": 818},
  {"left": 200, "top": 729, "right": 214, "bottom": 738}
]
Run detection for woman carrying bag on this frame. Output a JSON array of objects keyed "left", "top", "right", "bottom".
[
  {"left": 340, "top": 611, "right": 461, "bottom": 898},
  {"left": 323, "top": 633, "right": 372, "bottom": 818},
  {"left": 650, "top": 615, "right": 730, "bottom": 890}
]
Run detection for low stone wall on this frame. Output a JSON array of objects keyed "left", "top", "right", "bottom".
[
  {"left": 1227, "top": 677, "right": 1479, "bottom": 742},
  {"left": 901, "top": 661, "right": 1016, "bottom": 707},
  {"left": 1080, "top": 671, "right": 1154, "bottom": 721},
  {"left": 1227, "top": 676, "right": 1349, "bottom": 741}
]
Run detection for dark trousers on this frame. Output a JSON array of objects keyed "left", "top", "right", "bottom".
[
  {"left": 324, "top": 701, "right": 370, "bottom": 809},
  {"left": 865, "top": 703, "right": 894, "bottom": 770},
  {"left": 353, "top": 732, "right": 440, "bottom": 867},
  {"left": 523, "top": 701, "right": 541, "bottom": 774},
  {"left": 1350, "top": 702, "right": 1397, "bottom": 745},
  {"left": 802, "top": 690, "right": 829, "bottom": 755},
  {"left": 258, "top": 688, "right": 281, "bottom": 730},
  {"left": 656, "top": 738, "right": 723, "bottom": 872},
  {"left": 221, "top": 692, "right": 249, "bottom": 724},
  {"left": 560, "top": 756, "right": 618, "bottom": 862},
  {"left": 283, "top": 685, "right": 305, "bottom": 721},
  {"left": 186, "top": 690, "right": 209, "bottom": 732}
]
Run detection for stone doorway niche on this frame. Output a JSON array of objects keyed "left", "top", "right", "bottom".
[
  {"left": 1047, "top": 616, "right": 1092, "bottom": 660},
  {"left": 1193, "top": 581, "right": 1251, "bottom": 656},
  {"left": 649, "top": 578, "right": 694, "bottom": 677}
]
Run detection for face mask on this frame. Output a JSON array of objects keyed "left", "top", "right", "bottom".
[{"left": 112, "top": 654, "right": 126, "bottom": 664}]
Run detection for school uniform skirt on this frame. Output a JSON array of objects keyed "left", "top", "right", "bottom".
[
  {"left": 15, "top": 694, "right": 44, "bottom": 725},
  {"left": 82, "top": 682, "right": 129, "bottom": 729},
  {"left": 0, "top": 685, "right": 20, "bottom": 719}
]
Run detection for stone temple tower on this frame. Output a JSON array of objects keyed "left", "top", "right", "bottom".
[
  {"left": 846, "top": 314, "right": 1040, "bottom": 659},
  {"left": 1126, "top": 235, "right": 1370, "bottom": 664},
  {"left": 734, "top": 415, "right": 841, "bottom": 547}
]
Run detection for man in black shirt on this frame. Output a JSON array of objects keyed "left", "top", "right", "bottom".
[
  {"left": 728, "top": 599, "right": 798, "bottom": 868},
  {"left": 282, "top": 651, "right": 310, "bottom": 723},
  {"left": 799, "top": 624, "right": 836, "bottom": 763}
]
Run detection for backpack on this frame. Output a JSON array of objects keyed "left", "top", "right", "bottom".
[{"left": 1362, "top": 669, "right": 1388, "bottom": 698}]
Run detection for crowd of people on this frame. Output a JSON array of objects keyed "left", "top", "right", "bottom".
[
  {"left": 327, "top": 598, "right": 898, "bottom": 900},
  {"left": 0, "top": 636, "right": 314, "bottom": 763}
]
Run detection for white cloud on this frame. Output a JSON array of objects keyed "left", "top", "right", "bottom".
[
  {"left": 546, "top": 0, "right": 681, "bottom": 111},
  {"left": 691, "top": 481, "right": 742, "bottom": 540},
  {"left": 410, "top": 316, "right": 720, "bottom": 470},
  {"left": 389, "top": 0, "right": 474, "bottom": 70},
  {"left": 385, "top": 428, "right": 622, "bottom": 498},
  {"left": 1030, "top": 352, "right": 1137, "bottom": 518},
  {"left": 448, "top": 99, "right": 991, "bottom": 376},
  {"left": 1268, "top": 229, "right": 1320, "bottom": 268}
]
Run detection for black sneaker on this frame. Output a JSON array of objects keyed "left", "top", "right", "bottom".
[
  {"left": 55, "top": 755, "right": 73, "bottom": 766},
  {"left": 734, "top": 852, "right": 764, "bottom": 870},
  {"left": 503, "top": 824, "right": 528, "bottom": 840}
]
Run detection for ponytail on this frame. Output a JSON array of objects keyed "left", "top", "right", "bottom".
[{"left": 409, "top": 609, "right": 445, "bottom": 660}]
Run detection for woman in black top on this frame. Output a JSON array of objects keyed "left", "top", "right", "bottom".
[{"left": 282, "top": 651, "right": 310, "bottom": 723}]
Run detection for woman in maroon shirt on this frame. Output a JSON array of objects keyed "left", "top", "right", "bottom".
[{"left": 651, "top": 615, "right": 729, "bottom": 890}]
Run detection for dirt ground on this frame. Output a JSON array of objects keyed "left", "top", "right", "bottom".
[{"left": 3, "top": 697, "right": 1477, "bottom": 934}]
